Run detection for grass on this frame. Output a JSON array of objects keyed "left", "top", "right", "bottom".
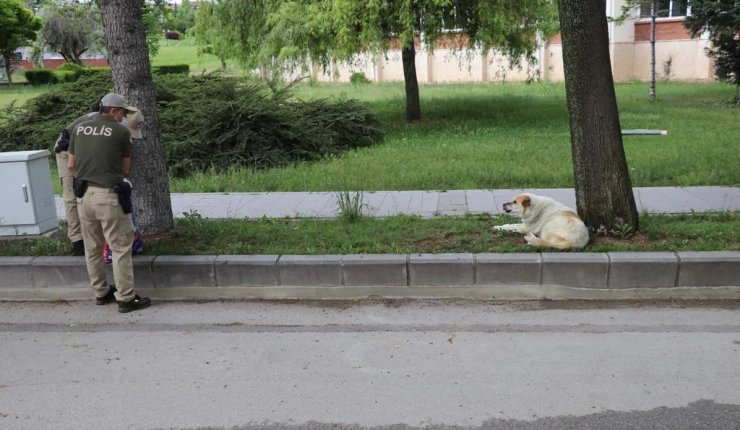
[
  {"left": 169, "top": 81, "right": 740, "bottom": 192},
  {"left": 0, "top": 84, "right": 48, "bottom": 110},
  {"left": 152, "top": 38, "right": 239, "bottom": 74},
  {"left": 1, "top": 211, "right": 737, "bottom": 256},
  {"left": 1, "top": 43, "right": 738, "bottom": 256}
]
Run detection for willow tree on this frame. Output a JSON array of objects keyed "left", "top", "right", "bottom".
[
  {"left": 193, "top": 0, "right": 277, "bottom": 73},
  {"left": 558, "top": 0, "right": 639, "bottom": 232},
  {"left": 273, "top": 0, "right": 557, "bottom": 122},
  {"left": 99, "top": 0, "right": 174, "bottom": 234},
  {"left": 199, "top": 0, "right": 557, "bottom": 122},
  {"left": 193, "top": 1, "right": 229, "bottom": 69}
]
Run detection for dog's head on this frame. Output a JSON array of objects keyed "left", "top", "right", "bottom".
[{"left": 502, "top": 193, "right": 532, "bottom": 215}]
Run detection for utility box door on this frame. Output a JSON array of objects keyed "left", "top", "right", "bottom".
[{"left": 0, "top": 150, "right": 58, "bottom": 236}]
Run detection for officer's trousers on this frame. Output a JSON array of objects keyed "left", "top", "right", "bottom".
[
  {"left": 55, "top": 151, "right": 82, "bottom": 242},
  {"left": 78, "top": 186, "right": 136, "bottom": 302}
]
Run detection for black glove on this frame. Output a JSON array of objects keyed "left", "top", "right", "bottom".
[{"left": 54, "top": 129, "right": 70, "bottom": 153}]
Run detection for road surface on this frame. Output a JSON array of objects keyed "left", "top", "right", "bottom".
[{"left": 1, "top": 299, "right": 739, "bottom": 429}]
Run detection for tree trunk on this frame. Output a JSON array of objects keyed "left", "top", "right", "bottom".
[
  {"left": 3, "top": 56, "right": 13, "bottom": 84},
  {"left": 557, "top": 0, "right": 639, "bottom": 232},
  {"left": 401, "top": 44, "right": 421, "bottom": 122},
  {"left": 99, "top": 0, "right": 174, "bottom": 235},
  {"left": 649, "top": 0, "right": 656, "bottom": 101}
]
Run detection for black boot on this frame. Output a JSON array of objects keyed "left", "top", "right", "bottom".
[
  {"left": 95, "top": 284, "right": 117, "bottom": 305},
  {"left": 117, "top": 295, "right": 151, "bottom": 313},
  {"left": 71, "top": 240, "right": 85, "bottom": 256}
]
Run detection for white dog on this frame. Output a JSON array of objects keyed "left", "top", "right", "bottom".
[{"left": 494, "top": 193, "right": 589, "bottom": 250}]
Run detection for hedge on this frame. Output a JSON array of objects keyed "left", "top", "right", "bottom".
[
  {"left": 24, "top": 69, "right": 57, "bottom": 86},
  {"left": 153, "top": 64, "right": 190, "bottom": 75}
]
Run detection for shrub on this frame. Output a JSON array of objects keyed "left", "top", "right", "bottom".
[
  {"left": 79, "top": 67, "right": 112, "bottom": 78},
  {"left": 53, "top": 62, "right": 87, "bottom": 83},
  {"left": 0, "top": 73, "right": 384, "bottom": 177},
  {"left": 164, "top": 31, "right": 181, "bottom": 40},
  {"left": 156, "top": 74, "right": 383, "bottom": 177},
  {"left": 350, "top": 72, "right": 372, "bottom": 85},
  {"left": 24, "top": 69, "right": 58, "bottom": 86},
  {"left": 55, "top": 62, "right": 85, "bottom": 73},
  {"left": 54, "top": 71, "right": 78, "bottom": 83},
  {"left": 153, "top": 64, "right": 190, "bottom": 75}
]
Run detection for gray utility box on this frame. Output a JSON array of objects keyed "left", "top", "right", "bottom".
[{"left": 0, "top": 150, "right": 58, "bottom": 236}]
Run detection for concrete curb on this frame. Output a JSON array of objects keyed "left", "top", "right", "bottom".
[{"left": 0, "top": 252, "right": 738, "bottom": 301}]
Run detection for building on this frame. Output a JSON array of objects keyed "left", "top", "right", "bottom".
[{"left": 308, "top": 0, "right": 713, "bottom": 84}]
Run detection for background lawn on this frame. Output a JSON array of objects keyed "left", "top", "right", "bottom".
[
  {"left": 153, "top": 38, "right": 239, "bottom": 74},
  {"left": 169, "top": 81, "right": 740, "bottom": 192}
]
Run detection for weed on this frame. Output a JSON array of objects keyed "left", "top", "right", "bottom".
[
  {"left": 610, "top": 217, "right": 636, "bottom": 239},
  {"left": 180, "top": 209, "right": 205, "bottom": 229},
  {"left": 336, "top": 191, "right": 365, "bottom": 223}
]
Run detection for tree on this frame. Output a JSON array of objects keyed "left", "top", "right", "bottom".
[
  {"left": 557, "top": 0, "right": 639, "bottom": 232},
  {"left": 614, "top": 1, "right": 686, "bottom": 101},
  {"left": 38, "top": 1, "right": 106, "bottom": 64},
  {"left": 164, "top": 0, "right": 197, "bottom": 34},
  {"left": 193, "top": 0, "right": 276, "bottom": 73},
  {"left": 202, "top": 0, "right": 557, "bottom": 122},
  {"left": 0, "top": 0, "right": 42, "bottom": 84},
  {"left": 193, "top": 0, "right": 235, "bottom": 69},
  {"left": 99, "top": 0, "right": 174, "bottom": 234},
  {"left": 292, "top": 0, "right": 557, "bottom": 122},
  {"left": 685, "top": 0, "right": 740, "bottom": 103}
]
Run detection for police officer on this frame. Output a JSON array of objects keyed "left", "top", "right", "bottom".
[
  {"left": 67, "top": 93, "right": 151, "bottom": 313},
  {"left": 55, "top": 112, "right": 97, "bottom": 255},
  {"left": 55, "top": 109, "right": 145, "bottom": 256}
]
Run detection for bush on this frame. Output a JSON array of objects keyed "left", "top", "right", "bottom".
[
  {"left": 0, "top": 73, "right": 384, "bottom": 177},
  {"left": 153, "top": 64, "right": 190, "bottom": 75},
  {"left": 53, "top": 62, "right": 87, "bottom": 83},
  {"left": 79, "top": 66, "right": 112, "bottom": 78},
  {"left": 164, "top": 31, "right": 181, "bottom": 40},
  {"left": 55, "top": 62, "right": 85, "bottom": 73},
  {"left": 54, "top": 71, "right": 78, "bottom": 83},
  {"left": 156, "top": 74, "right": 383, "bottom": 177},
  {"left": 350, "top": 72, "right": 372, "bottom": 85},
  {"left": 24, "top": 69, "right": 58, "bottom": 86}
]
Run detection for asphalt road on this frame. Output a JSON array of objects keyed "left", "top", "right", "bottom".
[{"left": 1, "top": 299, "right": 739, "bottom": 430}]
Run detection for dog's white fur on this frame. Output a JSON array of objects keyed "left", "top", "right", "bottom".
[{"left": 494, "top": 193, "right": 589, "bottom": 250}]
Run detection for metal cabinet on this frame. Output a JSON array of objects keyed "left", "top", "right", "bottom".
[{"left": 0, "top": 150, "right": 58, "bottom": 236}]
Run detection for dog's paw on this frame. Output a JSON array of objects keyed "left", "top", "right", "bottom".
[
  {"left": 493, "top": 225, "right": 506, "bottom": 231},
  {"left": 524, "top": 232, "right": 539, "bottom": 245}
]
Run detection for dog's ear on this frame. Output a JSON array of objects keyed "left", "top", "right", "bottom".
[{"left": 521, "top": 196, "right": 531, "bottom": 208}]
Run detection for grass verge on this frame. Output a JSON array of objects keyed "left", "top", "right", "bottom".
[{"left": 1, "top": 212, "right": 737, "bottom": 256}]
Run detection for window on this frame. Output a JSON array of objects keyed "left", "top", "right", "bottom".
[{"left": 639, "top": 0, "right": 688, "bottom": 18}]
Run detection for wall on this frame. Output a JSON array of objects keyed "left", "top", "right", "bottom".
[{"left": 18, "top": 59, "right": 109, "bottom": 70}]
